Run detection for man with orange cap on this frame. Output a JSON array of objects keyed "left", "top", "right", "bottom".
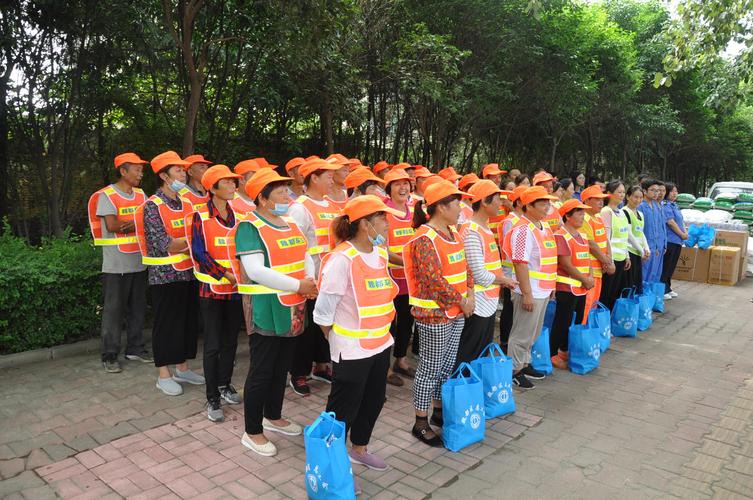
[
  {"left": 437, "top": 167, "right": 461, "bottom": 186},
  {"left": 324, "top": 155, "right": 349, "bottom": 210},
  {"left": 484, "top": 164, "right": 510, "bottom": 241},
  {"left": 458, "top": 173, "right": 479, "bottom": 223},
  {"left": 344, "top": 167, "right": 386, "bottom": 198},
  {"left": 137, "top": 151, "right": 205, "bottom": 397},
  {"left": 186, "top": 165, "right": 244, "bottom": 422},
  {"left": 533, "top": 171, "right": 562, "bottom": 230},
  {"left": 482, "top": 163, "right": 507, "bottom": 188},
  {"left": 581, "top": 185, "right": 615, "bottom": 322},
  {"left": 288, "top": 158, "right": 343, "bottom": 396},
  {"left": 88, "top": 152, "right": 150, "bottom": 373},
  {"left": 498, "top": 185, "right": 528, "bottom": 353},
  {"left": 285, "top": 157, "right": 306, "bottom": 201},
  {"left": 181, "top": 154, "right": 213, "bottom": 211},
  {"left": 409, "top": 166, "right": 433, "bottom": 207},
  {"left": 373, "top": 160, "right": 391, "bottom": 179},
  {"left": 503, "top": 186, "right": 559, "bottom": 390}
]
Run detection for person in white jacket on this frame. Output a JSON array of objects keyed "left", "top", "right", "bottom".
[{"left": 623, "top": 185, "right": 651, "bottom": 293}]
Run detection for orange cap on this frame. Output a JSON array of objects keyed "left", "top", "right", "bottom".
[
  {"left": 383, "top": 168, "right": 411, "bottom": 186},
  {"left": 252, "top": 157, "right": 278, "bottom": 169},
  {"left": 558, "top": 199, "right": 590, "bottom": 217},
  {"left": 347, "top": 158, "right": 363, "bottom": 171},
  {"left": 244, "top": 168, "right": 292, "bottom": 201},
  {"left": 424, "top": 181, "right": 469, "bottom": 206},
  {"left": 150, "top": 151, "right": 190, "bottom": 174},
  {"left": 114, "top": 152, "right": 147, "bottom": 169},
  {"left": 532, "top": 171, "right": 555, "bottom": 185},
  {"left": 413, "top": 166, "right": 433, "bottom": 178},
  {"left": 467, "top": 179, "right": 503, "bottom": 203},
  {"left": 482, "top": 163, "right": 507, "bottom": 177},
  {"left": 234, "top": 159, "right": 266, "bottom": 176},
  {"left": 458, "top": 173, "right": 480, "bottom": 191},
  {"left": 438, "top": 167, "right": 461, "bottom": 181},
  {"left": 299, "top": 158, "right": 342, "bottom": 179},
  {"left": 373, "top": 161, "right": 391, "bottom": 174},
  {"left": 421, "top": 175, "right": 444, "bottom": 191},
  {"left": 521, "top": 186, "right": 558, "bottom": 206},
  {"left": 305, "top": 155, "right": 320, "bottom": 162},
  {"left": 285, "top": 157, "right": 306, "bottom": 173},
  {"left": 325, "top": 153, "right": 349, "bottom": 165},
  {"left": 343, "top": 195, "right": 403, "bottom": 222},
  {"left": 393, "top": 162, "right": 413, "bottom": 171},
  {"left": 344, "top": 167, "right": 385, "bottom": 189},
  {"left": 581, "top": 185, "right": 611, "bottom": 201},
  {"left": 184, "top": 154, "right": 212, "bottom": 165},
  {"left": 201, "top": 164, "right": 242, "bottom": 191},
  {"left": 509, "top": 185, "right": 528, "bottom": 203}
]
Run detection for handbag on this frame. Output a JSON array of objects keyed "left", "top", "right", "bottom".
[
  {"left": 470, "top": 343, "right": 515, "bottom": 418},
  {"left": 441, "top": 362, "right": 486, "bottom": 452},
  {"left": 531, "top": 326, "right": 553, "bottom": 375},
  {"left": 304, "top": 412, "right": 355, "bottom": 499},
  {"left": 611, "top": 288, "right": 639, "bottom": 338},
  {"left": 568, "top": 314, "right": 602, "bottom": 375}
]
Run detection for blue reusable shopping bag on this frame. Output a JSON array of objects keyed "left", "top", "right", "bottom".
[
  {"left": 531, "top": 326, "right": 553, "bottom": 375},
  {"left": 441, "top": 362, "right": 486, "bottom": 452},
  {"left": 589, "top": 301, "right": 612, "bottom": 353},
  {"left": 636, "top": 292, "right": 654, "bottom": 331},
  {"left": 611, "top": 288, "right": 639, "bottom": 338},
  {"left": 568, "top": 314, "right": 602, "bottom": 375},
  {"left": 470, "top": 343, "right": 515, "bottom": 418},
  {"left": 303, "top": 412, "right": 354, "bottom": 499},
  {"left": 543, "top": 299, "right": 557, "bottom": 330},
  {"left": 646, "top": 281, "right": 665, "bottom": 313}
]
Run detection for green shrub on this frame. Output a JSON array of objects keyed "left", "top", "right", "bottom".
[{"left": 0, "top": 224, "right": 102, "bottom": 354}]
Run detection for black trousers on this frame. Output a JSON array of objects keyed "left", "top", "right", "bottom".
[
  {"left": 390, "top": 294, "right": 414, "bottom": 359},
  {"left": 100, "top": 271, "right": 147, "bottom": 361},
  {"left": 499, "top": 287, "right": 514, "bottom": 351},
  {"left": 201, "top": 298, "right": 243, "bottom": 401},
  {"left": 661, "top": 242, "right": 683, "bottom": 294},
  {"left": 290, "top": 299, "right": 330, "bottom": 377},
  {"left": 150, "top": 281, "right": 199, "bottom": 367},
  {"left": 550, "top": 291, "right": 586, "bottom": 355},
  {"left": 244, "top": 333, "right": 296, "bottom": 435},
  {"left": 600, "top": 259, "right": 628, "bottom": 310},
  {"left": 326, "top": 347, "right": 390, "bottom": 446},
  {"left": 455, "top": 313, "right": 496, "bottom": 367},
  {"left": 627, "top": 252, "right": 644, "bottom": 294}
]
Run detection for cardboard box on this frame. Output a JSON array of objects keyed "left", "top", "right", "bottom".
[
  {"left": 673, "top": 247, "right": 710, "bottom": 283},
  {"left": 707, "top": 246, "right": 741, "bottom": 286},
  {"left": 714, "top": 230, "right": 749, "bottom": 281}
]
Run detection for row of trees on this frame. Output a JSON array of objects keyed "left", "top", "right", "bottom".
[{"left": 2, "top": 0, "right": 752, "bottom": 240}]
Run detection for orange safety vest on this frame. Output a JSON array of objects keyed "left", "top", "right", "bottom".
[
  {"left": 295, "top": 196, "right": 340, "bottom": 256},
  {"left": 386, "top": 208, "right": 415, "bottom": 282},
  {"left": 185, "top": 210, "right": 240, "bottom": 294},
  {"left": 460, "top": 202, "right": 473, "bottom": 222},
  {"left": 319, "top": 242, "right": 397, "bottom": 348},
  {"left": 555, "top": 228, "right": 590, "bottom": 296},
  {"left": 87, "top": 186, "right": 145, "bottom": 253},
  {"left": 460, "top": 221, "right": 502, "bottom": 299},
  {"left": 229, "top": 194, "right": 256, "bottom": 216},
  {"left": 403, "top": 225, "right": 468, "bottom": 319},
  {"left": 227, "top": 212, "right": 307, "bottom": 306},
  {"left": 584, "top": 213, "right": 609, "bottom": 278},
  {"left": 543, "top": 202, "right": 562, "bottom": 231},
  {"left": 498, "top": 213, "right": 521, "bottom": 277},
  {"left": 178, "top": 186, "right": 209, "bottom": 212},
  {"left": 502, "top": 217, "right": 557, "bottom": 291},
  {"left": 134, "top": 195, "right": 193, "bottom": 270},
  {"left": 325, "top": 192, "right": 348, "bottom": 211},
  {"left": 488, "top": 205, "right": 509, "bottom": 241}
]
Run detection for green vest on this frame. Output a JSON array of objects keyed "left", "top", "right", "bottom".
[
  {"left": 623, "top": 207, "right": 645, "bottom": 256},
  {"left": 608, "top": 208, "right": 629, "bottom": 262}
]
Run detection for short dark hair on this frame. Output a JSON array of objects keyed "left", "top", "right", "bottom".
[
  {"left": 559, "top": 177, "right": 573, "bottom": 191},
  {"left": 255, "top": 180, "right": 290, "bottom": 204},
  {"left": 210, "top": 178, "right": 239, "bottom": 197},
  {"left": 641, "top": 178, "right": 659, "bottom": 190},
  {"left": 471, "top": 194, "right": 496, "bottom": 212},
  {"left": 562, "top": 208, "right": 583, "bottom": 223},
  {"left": 605, "top": 180, "right": 624, "bottom": 194}
]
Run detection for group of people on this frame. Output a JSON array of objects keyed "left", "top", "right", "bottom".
[{"left": 88, "top": 151, "right": 687, "bottom": 485}]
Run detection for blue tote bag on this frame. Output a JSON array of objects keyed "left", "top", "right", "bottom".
[
  {"left": 442, "top": 362, "right": 486, "bottom": 452},
  {"left": 568, "top": 314, "right": 602, "bottom": 375},
  {"left": 304, "top": 412, "right": 354, "bottom": 499},
  {"left": 646, "top": 281, "right": 665, "bottom": 313},
  {"left": 611, "top": 288, "right": 639, "bottom": 338},
  {"left": 589, "top": 301, "right": 612, "bottom": 352},
  {"left": 531, "top": 326, "right": 553, "bottom": 375},
  {"left": 470, "top": 343, "right": 515, "bottom": 418},
  {"left": 636, "top": 292, "right": 654, "bottom": 331},
  {"left": 543, "top": 299, "right": 557, "bottom": 330}
]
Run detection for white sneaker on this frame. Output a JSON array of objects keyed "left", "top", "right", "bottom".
[
  {"left": 262, "top": 418, "right": 303, "bottom": 436},
  {"left": 156, "top": 377, "right": 183, "bottom": 396},
  {"left": 172, "top": 368, "right": 206, "bottom": 385},
  {"left": 669, "top": 291, "right": 678, "bottom": 298},
  {"left": 663, "top": 293, "right": 673, "bottom": 301},
  {"left": 241, "top": 433, "right": 277, "bottom": 457}
]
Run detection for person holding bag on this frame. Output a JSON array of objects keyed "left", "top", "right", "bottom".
[
  {"left": 549, "top": 199, "right": 594, "bottom": 370},
  {"left": 599, "top": 181, "right": 631, "bottom": 310},
  {"left": 403, "top": 181, "right": 475, "bottom": 446},
  {"left": 313, "top": 195, "right": 403, "bottom": 472}
]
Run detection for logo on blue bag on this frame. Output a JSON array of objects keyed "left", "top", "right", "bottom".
[
  {"left": 589, "top": 344, "right": 601, "bottom": 360},
  {"left": 306, "top": 464, "right": 327, "bottom": 493},
  {"left": 602, "top": 324, "right": 611, "bottom": 338},
  {"left": 461, "top": 404, "right": 485, "bottom": 430},
  {"left": 617, "top": 317, "right": 634, "bottom": 330}
]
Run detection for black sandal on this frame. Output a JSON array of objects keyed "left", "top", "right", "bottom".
[
  {"left": 430, "top": 410, "right": 443, "bottom": 428},
  {"left": 412, "top": 420, "right": 443, "bottom": 447}
]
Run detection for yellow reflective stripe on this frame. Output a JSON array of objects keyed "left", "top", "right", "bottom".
[
  {"left": 485, "top": 261, "right": 502, "bottom": 271},
  {"left": 308, "top": 246, "right": 326, "bottom": 255},
  {"left": 272, "top": 260, "right": 305, "bottom": 274},
  {"left": 358, "top": 303, "right": 394, "bottom": 318},
  {"left": 557, "top": 276, "right": 582, "bottom": 286},
  {"left": 445, "top": 271, "right": 467, "bottom": 285},
  {"left": 474, "top": 283, "right": 501, "bottom": 293},
  {"left": 528, "top": 271, "right": 557, "bottom": 281},
  {"left": 215, "top": 259, "right": 232, "bottom": 267},
  {"left": 314, "top": 228, "right": 329, "bottom": 236},
  {"left": 332, "top": 323, "right": 391, "bottom": 339},
  {"left": 93, "top": 236, "right": 138, "bottom": 246},
  {"left": 194, "top": 271, "right": 231, "bottom": 285},
  {"left": 142, "top": 253, "right": 190, "bottom": 265},
  {"left": 597, "top": 241, "right": 608, "bottom": 249},
  {"left": 540, "top": 256, "right": 558, "bottom": 265},
  {"left": 409, "top": 292, "right": 467, "bottom": 309},
  {"left": 388, "top": 245, "right": 404, "bottom": 253},
  {"left": 239, "top": 283, "right": 288, "bottom": 295},
  {"left": 576, "top": 266, "right": 590, "bottom": 273},
  {"left": 501, "top": 260, "right": 514, "bottom": 268},
  {"left": 488, "top": 222, "right": 500, "bottom": 228}
]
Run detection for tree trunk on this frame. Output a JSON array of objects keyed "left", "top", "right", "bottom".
[
  {"left": 321, "top": 96, "right": 334, "bottom": 155},
  {"left": 550, "top": 135, "right": 558, "bottom": 172},
  {"left": 0, "top": 74, "right": 9, "bottom": 224}
]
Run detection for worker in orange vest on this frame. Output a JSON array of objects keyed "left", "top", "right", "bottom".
[
  {"left": 87, "top": 152, "right": 150, "bottom": 373},
  {"left": 483, "top": 163, "right": 509, "bottom": 239},
  {"left": 458, "top": 173, "right": 479, "bottom": 224},
  {"left": 324, "top": 154, "right": 349, "bottom": 210},
  {"left": 581, "top": 185, "right": 615, "bottom": 322},
  {"left": 315, "top": 195, "right": 403, "bottom": 478},
  {"left": 498, "top": 185, "right": 527, "bottom": 353},
  {"left": 533, "top": 171, "right": 562, "bottom": 231},
  {"left": 229, "top": 159, "right": 264, "bottom": 215},
  {"left": 180, "top": 154, "right": 212, "bottom": 211},
  {"left": 185, "top": 165, "right": 244, "bottom": 422},
  {"left": 136, "top": 151, "right": 205, "bottom": 397}
]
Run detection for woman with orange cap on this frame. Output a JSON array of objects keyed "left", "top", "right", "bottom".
[
  {"left": 456, "top": 180, "right": 518, "bottom": 365},
  {"left": 186, "top": 165, "right": 245, "bottom": 422},
  {"left": 383, "top": 169, "right": 417, "bottom": 386},
  {"left": 324, "top": 155, "right": 350, "bottom": 210},
  {"left": 498, "top": 186, "right": 527, "bottom": 353},
  {"left": 284, "top": 157, "right": 306, "bottom": 201},
  {"left": 314, "top": 196, "right": 403, "bottom": 478},
  {"left": 458, "top": 173, "right": 479, "bottom": 224},
  {"left": 502, "top": 186, "right": 559, "bottom": 389},
  {"left": 180, "top": 154, "right": 213, "bottom": 211},
  {"left": 233, "top": 168, "right": 318, "bottom": 457},
  {"left": 580, "top": 185, "right": 615, "bottom": 321},
  {"left": 229, "top": 159, "right": 263, "bottom": 215},
  {"left": 403, "top": 181, "right": 475, "bottom": 446},
  {"left": 344, "top": 166, "right": 386, "bottom": 199},
  {"left": 549, "top": 200, "right": 594, "bottom": 370}
]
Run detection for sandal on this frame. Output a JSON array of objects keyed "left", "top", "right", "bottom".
[
  {"left": 386, "top": 373, "right": 404, "bottom": 387},
  {"left": 393, "top": 363, "right": 416, "bottom": 378},
  {"left": 430, "top": 410, "right": 443, "bottom": 428},
  {"left": 411, "top": 425, "right": 443, "bottom": 447}
]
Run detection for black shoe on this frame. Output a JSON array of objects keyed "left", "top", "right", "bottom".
[
  {"left": 219, "top": 384, "right": 242, "bottom": 405},
  {"left": 513, "top": 373, "right": 535, "bottom": 390},
  {"left": 412, "top": 425, "right": 443, "bottom": 447},
  {"left": 102, "top": 358, "right": 122, "bottom": 373},
  {"left": 206, "top": 398, "right": 224, "bottom": 422},
  {"left": 430, "top": 411, "right": 443, "bottom": 428},
  {"left": 289, "top": 377, "right": 311, "bottom": 396},
  {"left": 310, "top": 367, "right": 333, "bottom": 384},
  {"left": 521, "top": 365, "right": 546, "bottom": 380}
]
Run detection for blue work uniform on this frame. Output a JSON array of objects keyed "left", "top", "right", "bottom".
[{"left": 640, "top": 200, "right": 667, "bottom": 282}]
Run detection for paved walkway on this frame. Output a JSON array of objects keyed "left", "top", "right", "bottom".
[{"left": 1, "top": 278, "right": 752, "bottom": 498}]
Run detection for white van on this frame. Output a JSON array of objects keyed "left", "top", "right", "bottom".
[{"left": 707, "top": 182, "right": 753, "bottom": 199}]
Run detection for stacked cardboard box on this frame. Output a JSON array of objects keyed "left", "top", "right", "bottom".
[
  {"left": 713, "top": 230, "right": 748, "bottom": 282},
  {"left": 673, "top": 247, "right": 710, "bottom": 283},
  {"left": 707, "top": 246, "right": 741, "bottom": 286}
]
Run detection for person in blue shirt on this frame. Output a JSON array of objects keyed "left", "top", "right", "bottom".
[
  {"left": 639, "top": 178, "right": 667, "bottom": 283},
  {"left": 660, "top": 182, "right": 688, "bottom": 299}
]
